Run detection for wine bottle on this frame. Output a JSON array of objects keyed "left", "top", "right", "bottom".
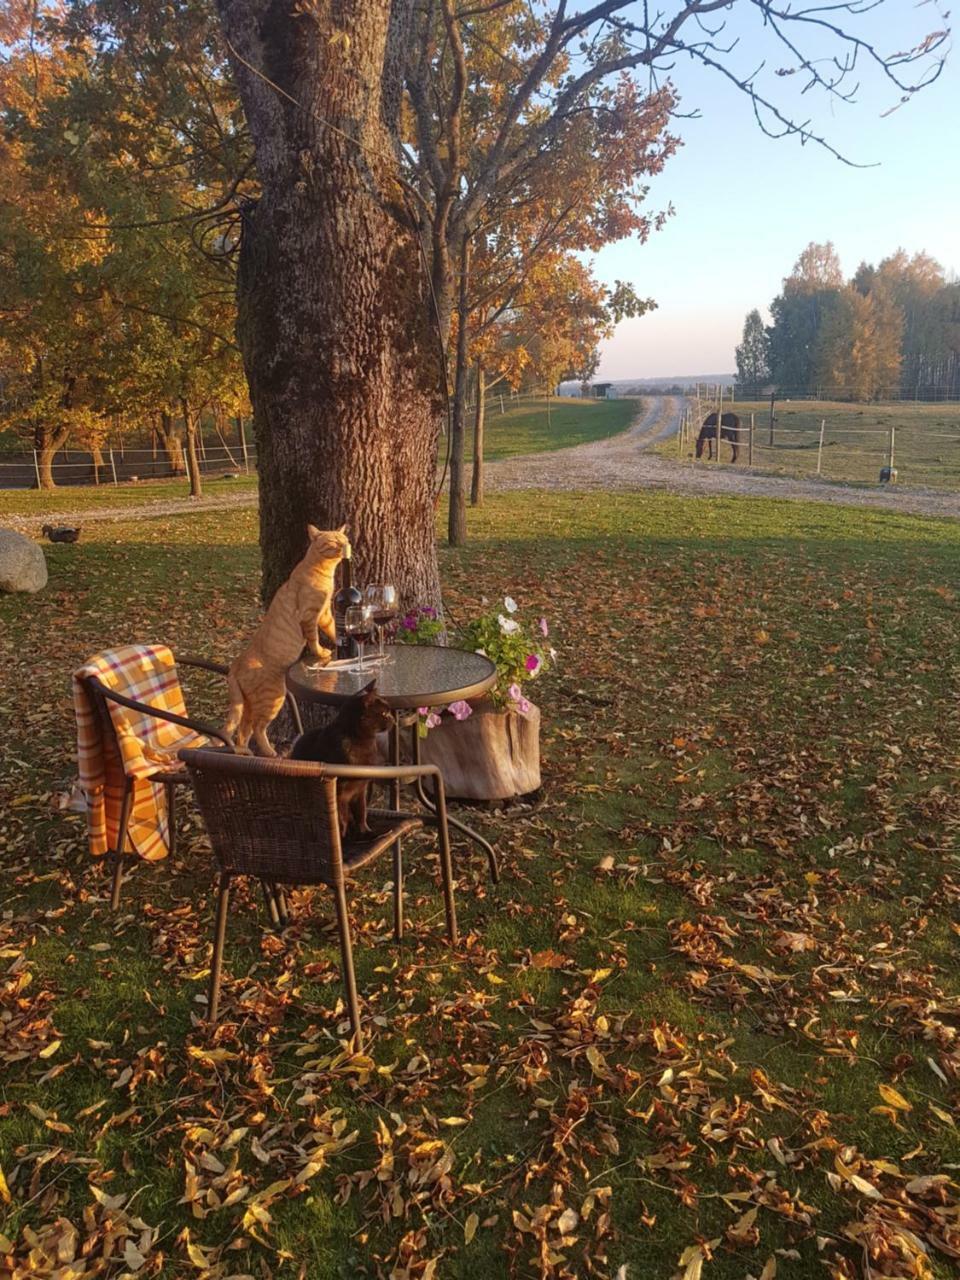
[{"left": 334, "top": 543, "right": 361, "bottom": 660}]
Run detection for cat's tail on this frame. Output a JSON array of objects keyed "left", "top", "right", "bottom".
[{"left": 222, "top": 669, "right": 245, "bottom": 741}]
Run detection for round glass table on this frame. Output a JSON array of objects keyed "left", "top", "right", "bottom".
[
  {"left": 286, "top": 644, "right": 499, "bottom": 882},
  {"left": 286, "top": 643, "right": 496, "bottom": 710}
]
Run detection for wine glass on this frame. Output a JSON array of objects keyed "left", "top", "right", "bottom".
[
  {"left": 344, "top": 604, "right": 375, "bottom": 672},
  {"left": 364, "top": 584, "right": 399, "bottom": 662}
]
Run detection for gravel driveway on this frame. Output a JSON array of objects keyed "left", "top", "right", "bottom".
[{"left": 9, "top": 396, "right": 960, "bottom": 527}]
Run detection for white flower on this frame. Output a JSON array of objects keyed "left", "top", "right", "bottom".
[
  {"left": 503, "top": 596, "right": 518, "bottom": 614},
  {"left": 475, "top": 647, "right": 487, "bottom": 657},
  {"left": 549, "top": 647, "right": 558, "bottom": 661},
  {"left": 498, "top": 614, "right": 520, "bottom": 634}
]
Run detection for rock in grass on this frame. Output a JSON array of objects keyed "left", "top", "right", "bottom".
[{"left": 0, "top": 529, "right": 48, "bottom": 593}]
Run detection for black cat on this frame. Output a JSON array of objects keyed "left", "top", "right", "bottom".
[{"left": 290, "top": 683, "right": 393, "bottom": 837}]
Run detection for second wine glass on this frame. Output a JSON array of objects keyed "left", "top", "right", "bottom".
[
  {"left": 364, "top": 584, "right": 399, "bottom": 662},
  {"left": 344, "top": 604, "right": 375, "bottom": 672}
]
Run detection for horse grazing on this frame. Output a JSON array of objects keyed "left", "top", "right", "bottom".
[{"left": 696, "top": 412, "right": 741, "bottom": 463}]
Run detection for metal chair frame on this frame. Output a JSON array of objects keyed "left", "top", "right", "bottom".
[{"left": 179, "top": 749, "right": 458, "bottom": 1048}]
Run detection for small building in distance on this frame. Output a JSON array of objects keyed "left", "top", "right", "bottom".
[{"left": 589, "top": 383, "right": 618, "bottom": 400}]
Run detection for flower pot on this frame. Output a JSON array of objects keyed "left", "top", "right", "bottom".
[{"left": 420, "top": 697, "right": 541, "bottom": 800}]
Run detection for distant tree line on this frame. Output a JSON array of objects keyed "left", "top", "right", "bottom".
[{"left": 736, "top": 242, "right": 960, "bottom": 401}]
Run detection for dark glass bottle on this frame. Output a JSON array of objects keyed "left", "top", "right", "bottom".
[{"left": 333, "top": 544, "right": 361, "bottom": 660}]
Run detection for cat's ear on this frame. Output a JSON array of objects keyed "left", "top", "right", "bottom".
[
  {"left": 306, "top": 524, "right": 321, "bottom": 541},
  {"left": 337, "top": 524, "right": 348, "bottom": 535},
  {"left": 360, "top": 679, "right": 378, "bottom": 699}
]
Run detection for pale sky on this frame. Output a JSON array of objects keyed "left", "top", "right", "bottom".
[{"left": 592, "top": 2, "right": 959, "bottom": 380}]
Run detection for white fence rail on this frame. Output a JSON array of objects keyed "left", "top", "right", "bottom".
[{"left": 0, "top": 441, "right": 257, "bottom": 490}]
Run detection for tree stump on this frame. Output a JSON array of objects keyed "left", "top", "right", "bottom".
[{"left": 420, "top": 698, "right": 541, "bottom": 800}]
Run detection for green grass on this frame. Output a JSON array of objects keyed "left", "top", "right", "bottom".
[
  {"left": 3, "top": 490, "right": 960, "bottom": 1277},
  {"left": 465, "top": 394, "right": 638, "bottom": 460},
  {"left": 0, "top": 472, "right": 259, "bottom": 517},
  {"left": 663, "top": 397, "right": 960, "bottom": 489}
]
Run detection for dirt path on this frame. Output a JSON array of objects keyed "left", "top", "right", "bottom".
[
  {"left": 3, "top": 490, "right": 260, "bottom": 532},
  {"left": 9, "top": 396, "right": 960, "bottom": 527},
  {"left": 485, "top": 395, "right": 960, "bottom": 521}
]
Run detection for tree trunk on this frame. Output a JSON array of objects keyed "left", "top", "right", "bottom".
[
  {"left": 470, "top": 359, "right": 485, "bottom": 507},
  {"left": 181, "top": 400, "right": 203, "bottom": 498},
  {"left": 217, "top": 0, "right": 443, "bottom": 609},
  {"left": 157, "top": 410, "right": 187, "bottom": 475},
  {"left": 34, "top": 425, "right": 68, "bottom": 490},
  {"left": 447, "top": 237, "right": 470, "bottom": 546}
]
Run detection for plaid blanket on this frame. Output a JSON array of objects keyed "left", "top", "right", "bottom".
[{"left": 73, "top": 645, "right": 210, "bottom": 861}]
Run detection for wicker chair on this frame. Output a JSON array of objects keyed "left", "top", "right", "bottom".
[
  {"left": 79, "top": 655, "right": 303, "bottom": 911},
  {"left": 178, "top": 749, "right": 459, "bottom": 1046}
]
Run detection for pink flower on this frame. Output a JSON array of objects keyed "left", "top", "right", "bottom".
[
  {"left": 507, "top": 682, "right": 523, "bottom": 702},
  {"left": 448, "top": 699, "right": 473, "bottom": 721},
  {"left": 425, "top": 712, "right": 441, "bottom": 729},
  {"left": 539, "top": 617, "right": 549, "bottom": 637},
  {"left": 516, "top": 696, "right": 532, "bottom": 715},
  {"left": 525, "top": 654, "right": 541, "bottom": 674}
]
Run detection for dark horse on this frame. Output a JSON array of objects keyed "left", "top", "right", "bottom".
[{"left": 696, "top": 412, "right": 741, "bottom": 463}]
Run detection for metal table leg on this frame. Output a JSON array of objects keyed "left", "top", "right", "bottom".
[
  {"left": 391, "top": 718, "right": 404, "bottom": 939},
  {"left": 409, "top": 723, "right": 499, "bottom": 883}
]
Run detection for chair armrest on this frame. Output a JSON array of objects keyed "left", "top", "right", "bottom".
[
  {"left": 176, "top": 654, "right": 230, "bottom": 677},
  {"left": 322, "top": 763, "right": 442, "bottom": 781},
  {"left": 90, "top": 678, "right": 235, "bottom": 750}
]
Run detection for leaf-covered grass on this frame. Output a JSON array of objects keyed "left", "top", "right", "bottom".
[
  {"left": 663, "top": 397, "right": 960, "bottom": 489},
  {"left": 3, "top": 490, "right": 960, "bottom": 1278},
  {"left": 0, "top": 473, "right": 259, "bottom": 517}
]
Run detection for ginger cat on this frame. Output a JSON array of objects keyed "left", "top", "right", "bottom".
[{"left": 224, "top": 524, "right": 349, "bottom": 755}]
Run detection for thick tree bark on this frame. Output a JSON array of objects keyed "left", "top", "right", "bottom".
[
  {"left": 217, "top": 0, "right": 443, "bottom": 608},
  {"left": 447, "top": 237, "right": 470, "bottom": 546},
  {"left": 470, "top": 359, "right": 485, "bottom": 507},
  {"left": 157, "top": 410, "right": 187, "bottom": 475},
  {"left": 181, "top": 399, "right": 203, "bottom": 498}
]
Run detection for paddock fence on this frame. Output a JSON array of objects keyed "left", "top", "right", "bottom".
[
  {"left": 0, "top": 438, "right": 257, "bottom": 490},
  {"left": 675, "top": 394, "right": 960, "bottom": 490}
]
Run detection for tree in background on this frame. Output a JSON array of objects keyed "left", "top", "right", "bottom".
[
  {"left": 815, "top": 282, "right": 902, "bottom": 401},
  {"left": 760, "top": 242, "right": 955, "bottom": 400},
  {"left": 767, "top": 242, "right": 845, "bottom": 394},
  {"left": 735, "top": 309, "right": 770, "bottom": 395}
]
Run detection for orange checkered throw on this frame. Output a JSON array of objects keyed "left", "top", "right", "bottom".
[{"left": 73, "top": 645, "right": 210, "bottom": 861}]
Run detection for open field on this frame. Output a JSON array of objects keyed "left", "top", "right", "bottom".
[
  {"left": 663, "top": 399, "right": 960, "bottom": 489},
  {"left": 3, "top": 491, "right": 960, "bottom": 1277},
  {"left": 467, "top": 395, "right": 639, "bottom": 461}
]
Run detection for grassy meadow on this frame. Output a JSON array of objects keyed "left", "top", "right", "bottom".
[
  {"left": 466, "top": 394, "right": 638, "bottom": 461},
  {"left": 3, "top": 491, "right": 960, "bottom": 1278},
  {"left": 666, "top": 398, "right": 960, "bottom": 489}
]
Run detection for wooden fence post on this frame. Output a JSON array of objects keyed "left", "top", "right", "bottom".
[
  {"left": 32, "top": 450, "right": 41, "bottom": 489},
  {"left": 749, "top": 412, "right": 755, "bottom": 466},
  {"left": 816, "top": 418, "right": 825, "bottom": 475},
  {"left": 714, "top": 384, "right": 723, "bottom": 463},
  {"left": 109, "top": 448, "right": 119, "bottom": 486},
  {"left": 768, "top": 391, "right": 776, "bottom": 446},
  {"left": 499, "top": 394, "right": 505, "bottom": 415},
  {"left": 889, "top": 425, "right": 896, "bottom": 474}
]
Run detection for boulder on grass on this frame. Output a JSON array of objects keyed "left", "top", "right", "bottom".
[{"left": 0, "top": 529, "right": 48, "bottom": 593}]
